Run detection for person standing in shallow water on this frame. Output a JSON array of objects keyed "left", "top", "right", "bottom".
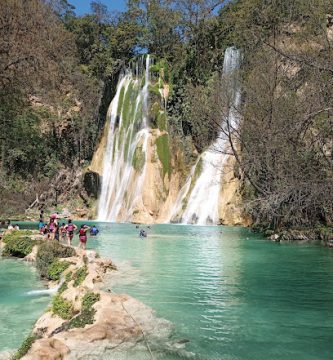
[
  {"left": 79, "top": 224, "right": 90, "bottom": 250},
  {"left": 65, "top": 219, "right": 77, "bottom": 246}
]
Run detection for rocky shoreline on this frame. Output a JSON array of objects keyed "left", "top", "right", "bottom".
[
  {"left": 258, "top": 227, "right": 333, "bottom": 246},
  {"left": 0, "top": 231, "right": 186, "bottom": 360}
]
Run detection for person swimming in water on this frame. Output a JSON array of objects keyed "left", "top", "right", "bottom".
[{"left": 139, "top": 229, "right": 147, "bottom": 238}]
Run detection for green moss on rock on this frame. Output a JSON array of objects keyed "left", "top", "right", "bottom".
[
  {"left": 157, "top": 112, "right": 167, "bottom": 131},
  {"left": 132, "top": 145, "right": 145, "bottom": 172},
  {"left": 122, "top": 82, "right": 134, "bottom": 129},
  {"left": 116, "top": 86, "right": 125, "bottom": 117}
]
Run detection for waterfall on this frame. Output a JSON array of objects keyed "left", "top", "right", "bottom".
[
  {"left": 169, "top": 47, "right": 241, "bottom": 225},
  {"left": 98, "top": 56, "right": 151, "bottom": 222},
  {"left": 26, "top": 277, "right": 65, "bottom": 296}
]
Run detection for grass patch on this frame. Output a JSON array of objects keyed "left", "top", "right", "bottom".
[
  {"left": 47, "top": 260, "right": 70, "bottom": 281},
  {"left": 73, "top": 266, "right": 88, "bottom": 287},
  {"left": 156, "top": 134, "right": 171, "bottom": 179},
  {"left": 52, "top": 294, "right": 74, "bottom": 320},
  {"left": 12, "top": 334, "right": 39, "bottom": 360}
]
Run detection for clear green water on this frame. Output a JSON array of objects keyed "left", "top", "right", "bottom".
[
  {"left": 3, "top": 223, "right": 333, "bottom": 359},
  {"left": 0, "top": 258, "right": 49, "bottom": 351}
]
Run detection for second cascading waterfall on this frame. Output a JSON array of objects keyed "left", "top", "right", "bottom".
[
  {"left": 98, "top": 56, "right": 150, "bottom": 222},
  {"left": 169, "top": 47, "right": 241, "bottom": 225}
]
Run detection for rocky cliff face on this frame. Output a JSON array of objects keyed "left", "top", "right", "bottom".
[{"left": 87, "top": 123, "right": 247, "bottom": 226}]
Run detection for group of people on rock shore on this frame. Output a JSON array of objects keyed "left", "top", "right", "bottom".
[{"left": 38, "top": 210, "right": 99, "bottom": 250}]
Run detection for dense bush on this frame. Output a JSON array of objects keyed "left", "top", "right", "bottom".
[
  {"left": 1, "top": 230, "right": 33, "bottom": 243},
  {"left": 36, "top": 241, "right": 75, "bottom": 278},
  {"left": 47, "top": 260, "right": 70, "bottom": 281},
  {"left": 52, "top": 294, "right": 74, "bottom": 320},
  {"left": 2, "top": 235, "right": 36, "bottom": 258}
]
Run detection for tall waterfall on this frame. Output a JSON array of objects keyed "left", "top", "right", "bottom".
[
  {"left": 169, "top": 47, "right": 241, "bottom": 225},
  {"left": 98, "top": 56, "right": 151, "bottom": 222}
]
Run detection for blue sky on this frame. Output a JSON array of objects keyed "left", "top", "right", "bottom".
[{"left": 69, "top": 0, "right": 126, "bottom": 15}]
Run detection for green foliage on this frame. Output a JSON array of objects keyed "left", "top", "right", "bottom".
[
  {"left": 73, "top": 266, "right": 88, "bottom": 287},
  {"left": 47, "top": 260, "right": 70, "bottom": 281},
  {"left": 2, "top": 233, "right": 36, "bottom": 258},
  {"left": 1, "top": 230, "right": 32, "bottom": 243},
  {"left": 68, "top": 292, "right": 100, "bottom": 329},
  {"left": 58, "top": 281, "right": 68, "bottom": 294},
  {"left": 12, "top": 334, "right": 39, "bottom": 360},
  {"left": 65, "top": 271, "right": 73, "bottom": 282},
  {"left": 156, "top": 134, "right": 171, "bottom": 179},
  {"left": 82, "top": 292, "right": 100, "bottom": 311},
  {"left": 149, "top": 84, "right": 161, "bottom": 97},
  {"left": 36, "top": 242, "right": 75, "bottom": 278},
  {"left": 52, "top": 294, "right": 74, "bottom": 320}
]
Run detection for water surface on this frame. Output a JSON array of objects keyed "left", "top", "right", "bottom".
[
  {"left": 0, "top": 258, "right": 49, "bottom": 351},
  {"left": 5, "top": 222, "right": 333, "bottom": 359},
  {"left": 87, "top": 223, "right": 333, "bottom": 360}
]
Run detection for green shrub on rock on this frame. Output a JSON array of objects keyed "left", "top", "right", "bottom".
[
  {"left": 1, "top": 230, "right": 32, "bottom": 244},
  {"left": 12, "top": 334, "right": 39, "bottom": 360},
  {"left": 52, "top": 294, "right": 74, "bottom": 320},
  {"left": 47, "top": 260, "right": 70, "bottom": 281},
  {"left": 68, "top": 292, "right": 100, "bottom": 329},
  {"left": 36, "top": 241, "right": 75, "bottom": 278},
  {"left": 82, "top": 292, "right": 100, "bottom": 311},
  {"left": 2, "top": 236, "right": 36, "bottom": 258},
  {"left": 73, "top": 266, "right": 88, "bottom": 287}
]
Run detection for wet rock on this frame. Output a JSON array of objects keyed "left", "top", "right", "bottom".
[{"left": 83, "top": 171, "right": 100, "bottom": 198}]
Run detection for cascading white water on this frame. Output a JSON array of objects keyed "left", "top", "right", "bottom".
[
  {"left": 98, "top": 56, "right": 151, "bottom": 222},
  {"left": 169, "top": 47, "right": 241, "bottom": 225},
  {"left": 26, "top": 277, "right": 65, "bottom": 296}
]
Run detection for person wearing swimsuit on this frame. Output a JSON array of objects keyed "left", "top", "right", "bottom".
[
  {"left": 65, "top": 219, "right": 77, "bottom": 246},
  {"left": 49, "top": 219, "right": 56, "bottom": 240},
  {"left": 79, "top": 224, "right": 90, "bottom": 250},
  {"left": 60, "top": 223, "right": 67, "bottom": 242}
]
